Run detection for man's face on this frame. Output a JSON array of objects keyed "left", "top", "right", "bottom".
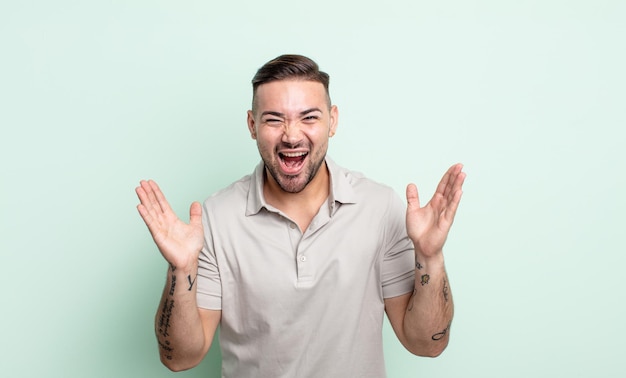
[{"left": 247, "top": 79, "right": 338, "bottom": 193}]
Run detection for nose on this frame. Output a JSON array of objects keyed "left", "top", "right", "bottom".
[{"left": 282, "top": 121, "right": 303, "bottom": 145}]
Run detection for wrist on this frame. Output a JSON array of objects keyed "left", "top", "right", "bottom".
[
  {"left": 414, "top": 250, "right": 445, "bottom": 271},
  {"left": 165, "top": 261, "right": 199, "bottom": 295},
  {"left": 165, "top": 251, "right": 200, "bottom": 274},
  {"left": 169, "top": 260, "right": 198, "bottom": 275}
]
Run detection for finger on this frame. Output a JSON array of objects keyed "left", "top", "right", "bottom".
[
  {"left": 136, "top": 203, "right": 155, "bottom": 228},
  {"left": 147, "top": 180, "right": 174, "bottom": 215},
  {"left": 446, "top": 170, "right": 466, "bottom": 204},
  {"left": 406, "top": 183, "right": 421, "bottom": 209},
  {"left": 435, "top": 164, "right": 456, "bottom": 198},
  {"left": 136, "top": 181, "right": 156, "bottom": 214},
  {"left": 444, "top": 189, "right": 464, "bottom": 224},
  {"left": 189, "top": 201, "right": 203, "bottom": 227},
  {"left": 136, "top": 181, "right": 167, "bottom": 233},
  {"left": 138, "top": 179, "right": 162, "bottom": 214},
  {"left": 440, "top": 163, "right": 464, "bottom": 200}
]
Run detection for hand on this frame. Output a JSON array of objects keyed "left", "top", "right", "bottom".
[
  {"left": 406, "top": 164, "right": 466, "bottom": 258},
  {"left": 135, "top": 180, "right": 204, "bottom": 269}
]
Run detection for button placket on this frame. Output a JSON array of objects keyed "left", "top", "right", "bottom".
[{"left": 296, "top": 240, "right": 312, "bottom": 284}]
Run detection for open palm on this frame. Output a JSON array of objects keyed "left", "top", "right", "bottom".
[
  {"left": 136, "top": 180, "right": 204, "bottom": 268},
  {"left": 406, "top": 164, "right": 465, "bottom": 257}
]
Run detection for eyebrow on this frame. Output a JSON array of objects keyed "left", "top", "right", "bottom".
[
  {"left": 260, "top": 108, "right": 323, "bottom": 118},
  {"left": 299, "top": 108, "right": 323, "bottom": 116},
  {"left": 260, "top": 111, "right": 285, "bottom": 118}
]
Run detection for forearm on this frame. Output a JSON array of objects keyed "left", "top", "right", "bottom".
[
  {"left": 403, "top": 252, "right": 453, "bottom": 357},
  {"left": 155, "top": 263, "right": 205, "bottom": 371}
]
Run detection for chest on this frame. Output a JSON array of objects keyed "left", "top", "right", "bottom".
[{"left": 214, "top": 203, "right": 388, "bottom": 307}]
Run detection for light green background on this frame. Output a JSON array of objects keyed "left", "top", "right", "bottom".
[{"left": 1, "top": 1, "right": 625, "bottom": 377}]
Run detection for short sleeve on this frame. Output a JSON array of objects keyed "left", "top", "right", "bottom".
[
  {"left": 196, "top": 201, "right": 223, "bottom": 310},
  {"left": 380, "top": 190, "right": 415, "bottom": 298}
]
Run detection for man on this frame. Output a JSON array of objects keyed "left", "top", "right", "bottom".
[{"left": 136, "top": 54, "right": 465, "bottom": 377}]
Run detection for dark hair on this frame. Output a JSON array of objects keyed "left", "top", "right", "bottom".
[{"left": 251, "top": 54, "right": 331, "bottom": 112}]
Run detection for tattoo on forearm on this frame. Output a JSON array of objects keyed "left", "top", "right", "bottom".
[
  {"left": 407, "top": 289, "right": 416, "bottom": 312},
  {"left": 416, "top": 261, "right": 423, "bottom": 270},
  {"left": 169, "top": 263, "right": 176, "bottom": 272},
  {"left": 157, "top": 299, "right": 175, "bottom": 338},
  {"left": 157, "top": 298, "right": 175, "bottom": 359},
  {"left": 443, "top": 278, "right": 449, "bottom": 302},
  {"left": 420, "top": 274, "right": 430, "bottom": 286},
  {"left": 187, "top": 274, "right": 197, "bottom": 291},
  {"left": 158, "top": 340, "right": 173, "bottom": 358},
  {"left": 168, "top": 275, "right": 177, "bottom": 296},
  {"left": 432, "top": 322, "right": 451, "bottom": 341}
]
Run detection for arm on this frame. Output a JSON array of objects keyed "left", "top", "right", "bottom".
[
  {"left": 136, "top": 180, "right": 220, "bottom": 371},
  {"left": 385, "top": 254, "right": 453, "bottom": 357},
  {"left": 386, "top": 164, "right": 465, "bottom": 357},
  {"left": 154, "top": 264, "right": 221, "bottom": 371}
]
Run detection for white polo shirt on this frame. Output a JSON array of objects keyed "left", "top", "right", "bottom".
[{"left": 197, "top": 158, "right": 415, "bottom": 377}]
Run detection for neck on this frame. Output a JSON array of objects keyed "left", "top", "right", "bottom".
[{"left": 263, "top": 163, "right": 330, "bottom": 231}]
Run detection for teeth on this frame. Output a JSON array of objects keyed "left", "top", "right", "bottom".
[{"left": 281, "top": 152, "right": 307, "bottom": 157}]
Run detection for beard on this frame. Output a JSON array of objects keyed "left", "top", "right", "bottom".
[{"left": 261, "top": 147, "right": 327, "bottom": 194}]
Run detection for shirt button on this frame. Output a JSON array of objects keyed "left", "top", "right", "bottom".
[
  {"left": 299, "top": 256, "right": 307, "bottom": 262},
  {"left": 290, "top": 223, "right": 297, "bottom": 229}
]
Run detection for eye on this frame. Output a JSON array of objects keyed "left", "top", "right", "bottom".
[
  {"left": 264, "top": 118, "right": 282, "bottom": 125},
  {"left": 302, "top": 115, "right": 319, "bottom": 122}
]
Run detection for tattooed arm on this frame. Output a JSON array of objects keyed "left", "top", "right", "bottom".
[
  {"left": 385, "top": 164, "right": 465, "bottom": 357},
  {"left": 155, "top": 263, "right": 221, "bottom": 370},
  {"left": 136, "top": 180, "right": 220, "bottom": 371},
  {"left": 386, "top": 255, "right": 453, "bottom": 357}
]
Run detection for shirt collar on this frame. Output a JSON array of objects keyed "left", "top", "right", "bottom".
[{"left": 245, "top": 156, "right": 356, "bottom": 216}]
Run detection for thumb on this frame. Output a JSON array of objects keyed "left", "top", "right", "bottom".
[
  {"left": 189, "top": 201, "right": 202, "bottom": 226},
  {"left": 406, "top": 183, "right": 420, "bottom": 209}
]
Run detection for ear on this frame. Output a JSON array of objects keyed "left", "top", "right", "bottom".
[
  {"left": 328, "top": 105, "right": 339, "bottom": 137},
  {"left": 247, "top": 110, "right": 257, "bottom": 140}
]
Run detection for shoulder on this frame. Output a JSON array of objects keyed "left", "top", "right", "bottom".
[
  {"left": 331, "top": 160, "right": 400, "bottom": 203},
  {"left": 202, "top": 174, "right": 252, "bottom": 210}
]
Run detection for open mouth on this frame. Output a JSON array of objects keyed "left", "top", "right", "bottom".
[{"left": 279, "top": 151, "right": 308, "bottom": 173}]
